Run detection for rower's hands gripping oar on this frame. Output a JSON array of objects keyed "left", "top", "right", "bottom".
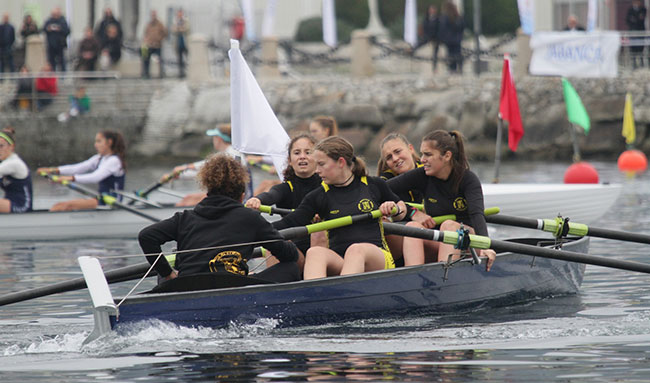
[
  {"left": 40, "top": 172, "right": 161, "bottom": 223},
  {"left": 278, "top": 204, "right": 403, "bottom": 241},
  {"left": 486, "top": 213, "right": 650, "bottom": 246},
  {"left": 257, "top": 204, "right": 293, "bottom": 216},
  {"left": 383, "top": 222, "right": 650, "bottom": 275}
]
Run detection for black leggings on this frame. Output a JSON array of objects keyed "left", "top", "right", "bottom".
[{"left": 256, "top": 262, "right": 301, "bottom": 283}]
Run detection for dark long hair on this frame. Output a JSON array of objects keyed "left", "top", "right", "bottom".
[
  {"left": 100, "top": 130, "right": 127, "bottom": 171},
  {"left": 315, "top": 136, "right": 367, "bottom": 178},
  {"left": 377, "top": 132, "right": 420, "bottom": 176},
  {"left": 282, "top": 133, "right": 317, "bottom": 181},
  {"left": 422, "top": 129, "right": 468, "bottom": 192}
]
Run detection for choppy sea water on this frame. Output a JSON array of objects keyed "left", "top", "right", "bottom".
[{"left": 2, "top": 162, "right": 650, "bottom": 382}]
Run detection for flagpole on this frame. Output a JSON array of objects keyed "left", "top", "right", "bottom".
[
  {"left": 493, "top": 115, "right": 503, "bottom": 183},
  {"left": 569, "top": 123, "right": 581, "bottom": 162}
]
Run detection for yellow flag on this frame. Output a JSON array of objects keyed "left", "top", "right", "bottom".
[{"left": 622, "top": 93, "right": 636, "bottom": 145}]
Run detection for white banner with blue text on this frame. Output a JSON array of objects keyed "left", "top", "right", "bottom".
[{"left": 529, "top": 31, "right": 621, "bottom": 78}]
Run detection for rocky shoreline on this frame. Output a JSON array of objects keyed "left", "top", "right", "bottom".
[{"left": 2, "top": 72, "right": 649, "bottom": 167}]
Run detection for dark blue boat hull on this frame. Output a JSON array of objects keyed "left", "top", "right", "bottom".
[{"left": 111, "top": 237, "right": 588, "bottom": 329}]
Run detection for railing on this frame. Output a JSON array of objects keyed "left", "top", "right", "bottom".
[{"left": 0, "top": 71, "right": 158, "bottom": 116}]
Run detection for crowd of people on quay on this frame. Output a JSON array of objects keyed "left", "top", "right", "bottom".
[{"left": 0, "top": 6, "right": 189, "bottom": 79}]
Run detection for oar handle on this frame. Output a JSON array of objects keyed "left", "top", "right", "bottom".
[
  {"left": 259, "top": 205, "right": 293, "bottom": 216},
  {"left": 278, "top": 208, "right": 396, "bottom": 240}
]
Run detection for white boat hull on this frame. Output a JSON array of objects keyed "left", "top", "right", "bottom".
[
  {"left": 2, "top": 206, "right": 189, "bottom": 241},
  {"left": 483, "top": 183, "right": 622, "bottom": 223}
]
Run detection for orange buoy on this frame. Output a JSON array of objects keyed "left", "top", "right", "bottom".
[
  {"left": 617, "top": 149, "right": 647, "bottom": 175},
  {"left": 564, "top": 161, "right": 600, "bottom": 184}
]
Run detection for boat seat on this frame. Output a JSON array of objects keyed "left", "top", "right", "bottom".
[{"left": 147, "top": 272, "right": 275, "bottom": 294}]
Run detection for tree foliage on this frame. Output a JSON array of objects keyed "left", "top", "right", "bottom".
[{"left": 463, "top": 0, "right": 520, "bottom": 35}]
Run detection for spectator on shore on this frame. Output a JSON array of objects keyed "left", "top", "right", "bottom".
[
  {"left": 0, "top": 13, "right": 16, "bottom": 73},
  {"left": 95, "top": 7, "right": 122, "bottom": 67},
  {"left": 11, "top": 65, "right": 33, "bottom": 110},
  {"left": 563, "top": 15, "right": 586, "bottom": 31},
  {"left": 172, "top": 8, "right": 189, "bottom": 78},
  {"left": 35, "top": 63, "right": 57, "bottom": 110},
  {"left": 18, "top": 14, "right": 38, "bottom": 68},
  {"left": 77, "top": 27, "right": 100, "bottom": 72},
  {"left": 626, "top": 0, "right": 647, "bottom": 69},
  {"left": 414, "top": 5, "right": 440, "bottom": 72},
  {"left": 43, "top": 7, "right": 70, "bottom": 72},
  {"left": 19, "top": 14, "right": 39, "bottom": 42},
  {"left": 438, "top": 1, "right": 464, "bottom": 74},
  {"left": 95, "top": 8, "right": 122, "bottom": 46},
  {"left": 101, "top": 23, "right": 122, "bottom": 67},
  {"left": 141, "top": 10, "right": 167, "bottom": 79},
  {"left": 58, "top": 86, "right": 90, "bottom": 122}
]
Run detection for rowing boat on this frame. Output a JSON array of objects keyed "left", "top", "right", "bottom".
[
  {"left": 6, "top": 183, "right": 619, "bottom": 242},
  {"left": 482, "top": 183, "right": 622, "bottom": 223},
  {"left": 1, "top": 205, "right": 188, "bottom": 241},
  {"left": 79, "top": 236, "right": 588, "bottom": 342}
]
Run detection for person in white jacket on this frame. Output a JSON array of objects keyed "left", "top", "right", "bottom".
[{"left": 38, "top": 130, "right": 127, "bottom": 211}]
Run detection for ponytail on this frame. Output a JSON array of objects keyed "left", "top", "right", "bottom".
[
  {"left": 100, "top": 130, "right": 127, "bottom": 172},
  {"left": 315, "top": 136, "right": 367, "bottom": 178}
]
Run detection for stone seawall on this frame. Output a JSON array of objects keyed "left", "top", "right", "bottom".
[{"left": 2, "top": 73, "right": 649, "bottom": 167}]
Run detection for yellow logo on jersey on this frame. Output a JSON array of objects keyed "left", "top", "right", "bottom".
[
  {"left": 357, "top": 198, "right": 375, "bottom": 212},
  {"left": 330, "top": 209, "right": 340, "bottom": 215},
  {"left": 453, "top": 197, "right": 468, "bottom": 211},
  {"left": 428, "top": 197, "right": 438, "bottom": 204},
  {"left": 209, "top": 250, "right": 245, "bottom": 275}
]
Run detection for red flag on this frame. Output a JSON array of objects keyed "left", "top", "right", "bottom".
[{"left": 499, "top": 55, "right": 524, "bottom": 151}]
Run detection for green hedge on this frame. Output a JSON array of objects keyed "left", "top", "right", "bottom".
[
  {"left": 463, "top": 0, "right": 520, "bottom": 35},
  {"left": 295, "top": 0, "right": 520, "bottom": 42},
  {"left": 294, "top": 0, "right": 368, "bottom": 44},
  {"left": 294, "top": 17, "right": 356, "bottom": 44}
]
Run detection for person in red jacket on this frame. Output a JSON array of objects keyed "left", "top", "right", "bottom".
[{"left": 35, "top": 63, "right": 58, "bottom": 110}]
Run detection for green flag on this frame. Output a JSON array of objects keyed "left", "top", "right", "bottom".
[{"left": 562, "top": 78, "right": 590, "bottom": 134}]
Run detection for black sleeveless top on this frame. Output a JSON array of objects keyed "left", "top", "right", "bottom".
[{"left": 273, "top": 176, "right": 400, "bottom": 256}]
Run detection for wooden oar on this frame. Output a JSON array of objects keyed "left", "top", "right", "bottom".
[
  {"left": 41, "top": 173, "right": 160, "bottom": 223},
  {"left": 133, "top": 169, "right": 183, "bottom": 200},
  {"left": 0, "top": 208, "right": 392, "bottom": 306},
  {"left": 383, "top": 222, "right": 650, "bottom": 275},
  {"left": 486, "top": 214, "right": 650, "bottom": 245}
]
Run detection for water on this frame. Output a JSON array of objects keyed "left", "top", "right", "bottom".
[{"left": 2, "top": 161, "right": 650, "bottom": 382}]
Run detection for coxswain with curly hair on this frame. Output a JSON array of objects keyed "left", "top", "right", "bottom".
[{"left": 138, "top": 154, "right": 300, "bottom": 286}]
